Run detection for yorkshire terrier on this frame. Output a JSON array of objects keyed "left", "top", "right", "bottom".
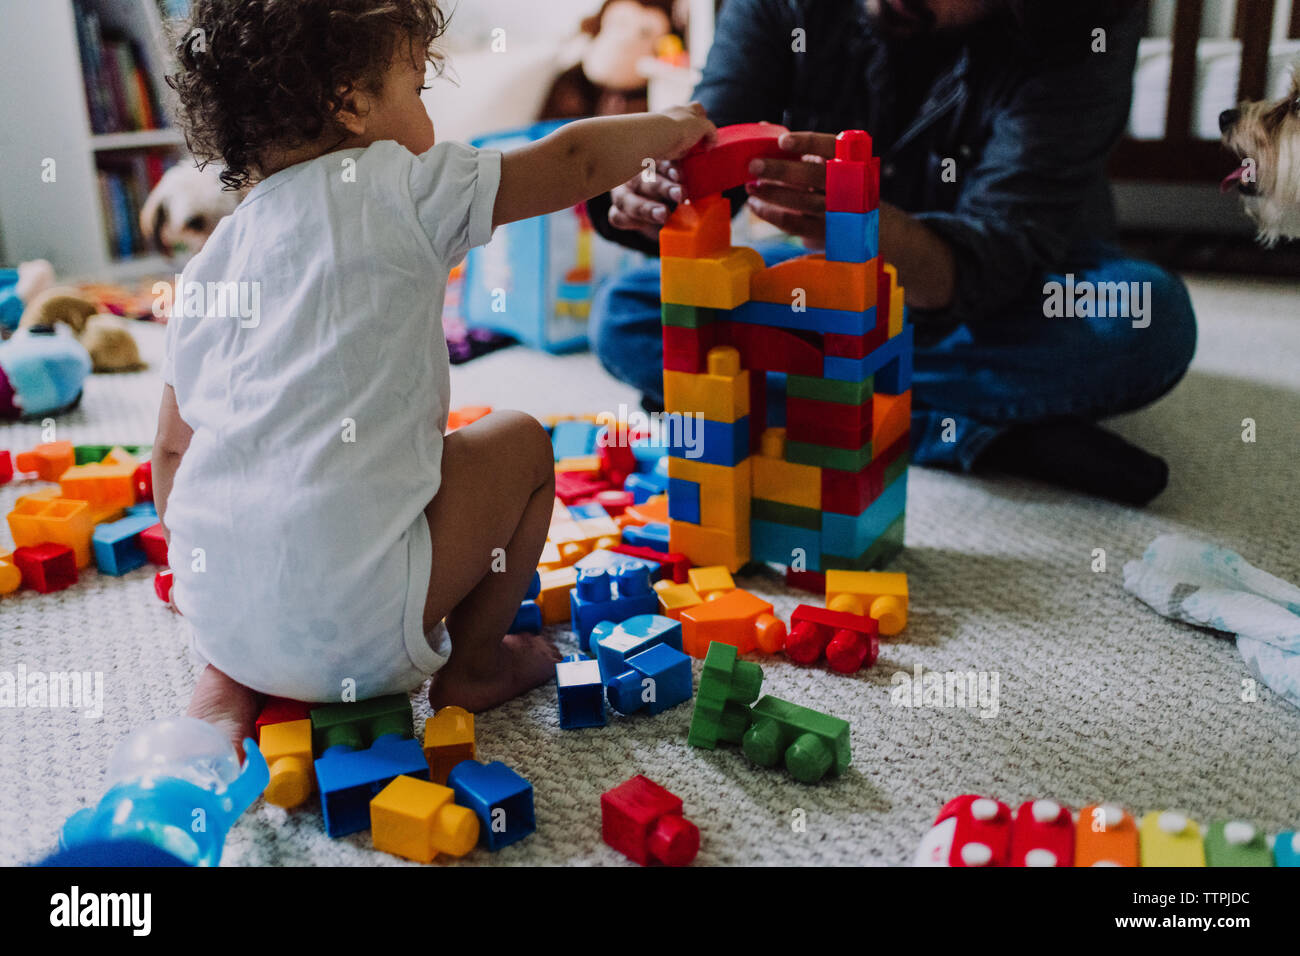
[{"left": 1220, "top": 67, "right": 1300, "bottom": 246}]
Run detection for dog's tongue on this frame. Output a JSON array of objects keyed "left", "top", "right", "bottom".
[{"left": 1220, "top": 165, "right": 1246, "bottom": 193}]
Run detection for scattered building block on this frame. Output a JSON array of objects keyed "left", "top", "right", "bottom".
[
  {"left": 310, "top": 693, "right": 413, "bottom": 756},
  {"left": 139, "top": 523, "right": 168, "bottom": 565},
  {"left": 260, "top": 718, "right": 314, "bottom": 808},
  {"left": 610, "top": 544, "right": 690, "bottom": 584},
  {"left": 13, "top": 543, "right": 77, "bottom": 593},
  {"left": 370, "top": 774, "right": 480, "bottom": 862},
  {"left": 314, "top": 735, "right": 429, "bottom": 838},
  {"left": 447, "top": 760, "right": 535, "bottom": 851},
  {"left": 825, "top": 570, "right": 909, "bottom": 636},
  {"left": 621, "top": 521, "right": 670, "bottom": 553},
  {"left": 154, "top": 568, "right": 173, "bottom": 603},
  {"left": 570, "top": 564, "right": 659, "bottom": 652},
  {"left": 0, "top": 450, "right": 12, "bottom": 484},
  {"left": 742, "top": 695, "right": 851, "bottom": 783},
  {"left": 0, "top": 552, "right": 21, "bottom": 596},
  {"left": 591, "top": 613, "right": 684, "bottom": 681},
  {"left": 654, "top": 579, "right": 703, "bottom": 620},
  {"left": 536, "top": 565, "right": 579, "bottom": 625},
  {"left": 679, "top": 587, "right": 786, "bottom": 657},
  {"left": 133, "top": 461, "right": 153, "bottom": 502},
  {"left": 91, "top": 512, "right": 157, "bottom": 575},
  {"left": 786, "top": 604, "right": 879, "bottom": 673},
  {"left": 687, "top": 641, "right": 763, "bottom": 750},
  {"left": 510, "top": 600, "right": 542, "bottom": 633},
  {"left": 555, "top": 654, "right": 607, "bottom": 729},
  {"left": 14, "top": 441, "right": 75, "bottom": 481},
  {"left": 1138, "top": 811, "right": 1206, "bottom": 867},
  {"left": 7, "top": 496, "right": 93, "bottom": 568},
  {"left": 423, "top": 706, "right": 476, "bottom": 784},
  {"left": 606, "top": 643, "right": 694, "bottom": 716},
  {"left": 602, "top": 775, "right": 700, "bottom": 866},
  {"left": 1074, "top": 803, "right": 1139, "bottom": 867},
  {"left": 1010, "top": 799, "right": 1074, "bottom": 867},
  {"left": 687, "top": 565, "right": 734, "bottom": 599},
  {"left": 551, "top": 420, "right": 598, "bottom": 461}
]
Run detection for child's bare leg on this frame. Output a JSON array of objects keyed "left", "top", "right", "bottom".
[
  {"left": 423, "top": 411, "right": 560, "bottom": 711},
  {"left": 187, "top": 664, "right": 264, "bottom": 757}
]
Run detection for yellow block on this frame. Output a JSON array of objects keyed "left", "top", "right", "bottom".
[
  {"left": 661, "top": 247, "right": 765, "bottom": 309},
  {"left": 7, "top": 497, "right": 95, "bottom": 568},
  {"left": 885, "top": 262, "right": 904, "bottom": 338},
  {"left": 537, "top": 540, "right": 564, "bottom": 571},
  {"left": 752, "top": 456, "right": 822, "bottom": 511},
  {"left": 825, "top": 570, "right": 909, "bottom": 636},
  {"left": 688, "top": 565, "right": 734, "bottom": 598},
  {"left": 423, "top": 706, "right": 476, "bottom": 785},
  {"left": 1138, "top": 812, "right": 1206, "bottom": 867},
  {"left": 669, "top": 519, "right": 749, "bottom": 573},
  {"left": 0, "top": 553, "right": 20, "bottom": 596},
  {"left": 59, "top": 450, "right": 137, "bottom": 517},
  {"left": 537, "top": 566, "right": 579, "bottom": 625},
  {"left": 654, "top": 580, "right": 703, "bottom": 620},
  {"left": 370, "top": 775, "right": 480, "bottom": 862},
  {"left": 663, "top": 346, "right": 749, "bottom": 423},
  {"left": 666, "top": 457, "right": 751, "bottom": 531},
  {"left": 260, "top": 719, "right": 314, "bottom": 808},
  {"left": 555, "top": 456, "right": 601, "bottom": 474}
]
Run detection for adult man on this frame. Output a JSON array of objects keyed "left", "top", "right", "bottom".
[{"left": 589, "top": 0, "right": 1195, "bottom": 505}]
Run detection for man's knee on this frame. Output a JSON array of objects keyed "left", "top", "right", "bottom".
[{"left": 1122, "top": 261, "right": 1197, "bottom": 382}]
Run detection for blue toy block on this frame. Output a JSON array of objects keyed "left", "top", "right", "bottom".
[
  {"left": 825, "top": 209, "right": 880, "bottom": 263},
  {"left": 631, "top": 436, "right": 665, "bottom": 473},
  {"left": 568, "top": 502, "right": 609, "bottom": 522},
  {"left": 524, "top": 569, "right": 541, "bottom": 599},
  {"left": 668, "top": 415, "right": 749, "bottom": 467},
  {"left": 447, "top": 760, "right": 535, "bottom": 851},
  {"left": 606, "top": 643, "right": 694, "bottom": 716},
  {"left": 621, "top": 521, "right": 670, "bottom": 553},
  {"left": 625, "top": 472, "right": 668, "bottom": 503},
  {"left": 667, "top": 477, "right": 701, "bottom": 524},
  {"left": 751, "top": 518, "right": 822, "bottom": 572},
  {"left": 574, "top": 548, "right": 660, "bottom": 579},
  {"left": 820, "top": 473, "right": 907, "bottom": 557},
  {"left": 555, "top": 654, "right": 607, "bottom": 729},
  {"left": 570, "top": 564, "right": 659, "bottom": 652},
  {"left": 823, "top": 323, "right": 913, "bottom": 389},
  {"left": 591, "top": 613, "right": 683, "bottom": 682},
  {"left": 732, "top": 299, "right": 876, "bottom": 336},
  {"left": 313, "top": 734, "right": 429, "bottom": 837},
  {"left": 126, "top": 501, "right": 157, "bottom": 518},
  {"left": 1275, "top": 832, "right": 1300, "bottom": 867},
  {"left": 510, "top": 600, "right": 542, "bottom": 633},
  {"left": 91, "top": 512, "right": 158, "bottom": 575},
  {"left": 551, "top": 420, "right": 598, "bottom": 461}
]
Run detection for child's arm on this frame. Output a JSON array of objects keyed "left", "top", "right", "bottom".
[
  {"left": 152, "top": 385, "right": 193, "bottom": 544},
  {"left": 493, "top": 104, "right": 715, "bottom": 228}
]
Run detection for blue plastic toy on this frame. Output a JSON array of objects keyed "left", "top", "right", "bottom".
[
  {"left": 606, "top": 642, "right": 694, "bottom": 716},
  {"left": 570, "top": 564, "right": 658, "bottom": 653},
  {"left": 590, "top": 614, "right": 683, "bottom": 682},
  {"left": 555, "top": 654, "right": 607, "bottom": 729},
  {"left": 60, "top": 717, "right": 269, "bottom": 867},
  {"left": 1276, "top": 832, "right": 1300, "bottom": 867},
  {"left": 92, "top": 512, "right": 158, "bottom": 575},
  {"left": 313, "top": 734, "right": 429, "bottom": 838},
  {"left": 447, "top": 760, "right": 535, "bottom": 851},
  {"left": 621, "top": 521, "right": 670, "bottom": 553}
]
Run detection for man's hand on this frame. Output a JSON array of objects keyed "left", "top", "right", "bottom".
[
  {"left": 744, "top": 131, "right": 838, "bottom": 244},
  {"left": 608, "top": 160, "right": 686, "bottom": 241}
]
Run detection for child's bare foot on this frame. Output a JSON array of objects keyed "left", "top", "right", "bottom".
[
  {"left": 187, "top": 664, "right": 264, "bottom": 759},
  {"left": 428, "top": 632, "right": 562, "bottom": 713}
]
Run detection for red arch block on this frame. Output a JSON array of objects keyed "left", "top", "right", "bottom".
[
  {"left": 727, "top": 323, "right": 823, "bottom": 376},
  {"left": 680, "top": 123, "right": 800, "bottom": 199}
]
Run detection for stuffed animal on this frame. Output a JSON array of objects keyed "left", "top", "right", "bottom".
[
  {"left": 0, "top": 259, "right": 55, "bottom": 334},
  {"left": 538, "top": 0, "right": 680, "bottom": 121},
  {"left": 19, "top": 288, "right": 144, "bottom": 373},
  {"left": 0, "top": 328, "right": 91, "bottom": 421}
]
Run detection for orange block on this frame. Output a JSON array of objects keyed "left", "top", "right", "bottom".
[
  {"left": 679, "top": 587, "right": 786, "bottom": 657},
  {"left": 59, "top": 448, "right": 138, "bottom": 518},
  {"left": 7, "top": 497, "right": 94, "bottom": 568},
  {"left": 447, "top": 406, "right": 493, "bottom": 431},
  {"left": 750, "top": 254, "right": 876, "bottom": 312},
  {"left": 1074, "top": 804, "right": 1139, "bottom": 867},
  {"left": 872, "top": 390, "right": 911, "bottom": 453},
  {"left": 659, "top": 194, "right": 731, "bottom": 259},
  {"left": 537, "top": 566, "right": 579, "bottom": 624},
  {"left": 661, "top": 247, "right": 764, "bottom": 309},
  {"left": 623, "top": 496, "right": 669, "bottom": 527},
  {"left": 14, "top": 442, "right": 75, "bottom": 482},
  {"left": 669, "top": 519, "right": 749, "bottom": 573}
]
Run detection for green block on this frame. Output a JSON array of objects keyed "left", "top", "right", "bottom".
[
  {"left": 74, "top": 444, "right": 150, "bottom": 465},
  {"left": 882, "top": 448, "right": 910, "bottom": 489},
  {"left": 662, "top": 303, "right": 720, "bottom": 329},
  {"left": 752, "top": 497, "right": 821, "bottom": 531},
  {"left": 688, "top": 642, "right": 763, "bottom": 750},
  {"left": 742, "top": 695, "right": 851, "bottom": 783},
  {"left": 786, "top": 439, "right": 873, "bottom": 472},
  {"left": 821, "top": 514, "right": 905, "bottom": 572},
  {"left": 1204, "top": 821, "right": 1274, "bottom": 867},
  {"left": 309, "top": 693, "right": 413, "bottom": 755},
  {"left": 786, "top": 374, "right": 873, "bottom": 405}
]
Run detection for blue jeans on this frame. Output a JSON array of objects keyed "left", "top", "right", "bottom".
[{"left": 590, "top": 241, "right": 1197, "bottom": 469}]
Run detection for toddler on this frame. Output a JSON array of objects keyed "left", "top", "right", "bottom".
[{"left": 153, "top": 0, "right": 715, "bottom": 747}]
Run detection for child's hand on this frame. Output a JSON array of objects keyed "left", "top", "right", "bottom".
[{"left": 659, "top": 102, "right": 717, "bottom": 160}]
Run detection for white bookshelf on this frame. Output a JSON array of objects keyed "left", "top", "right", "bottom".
[{"left": 0, "top": 0, "right": 185, "bottom": 280}]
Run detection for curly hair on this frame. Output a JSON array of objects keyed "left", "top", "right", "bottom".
[{"left": 167, "top": 0, "right": 449, "bottom": 190}]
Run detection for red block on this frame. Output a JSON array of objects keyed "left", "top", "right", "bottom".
[
  {"left": 609, "top": 544, "right": 690, "bottom": 584},
  {"left": 596, "top": 430, "right": 638, "bottom": 488},
  {"left": 823, "top": 327, "right": 887, "bottom": 359},
  {"left": 919, "top": 795, "right": 1013, "bottom": 868},
  {"left": 727, "top": 323, "right": 822, "bottom": 376},
  {"left": 594, "top": 489, "right": 634, "bottom": 516},
  {"left": 787, "top": 396, "right": 872, "bottom": 430},
  {"left": 679, "top": 122, "right": 800, "bottom": 200},
  {"left": 819, "top": 434, "right": 907, "bottom": 515},
  {"left": 663, "top": 322, "right": 725, "bottom": 373},
  {"left": 784, "top": 568, "right": 826, "bottom": 594},
  {"left": 133, "top": 461, "right": 153, "bottom": 502},
  {"left": 784, "top": 416, "right": 871, "bottom": 451},
  {"left": 1010, "top": 799, "right": 1075, "bottom": 868},
  {"left": 555, "top": 471, "right": 612, "bottom": 505},
  {"left": 825, "top": 131, "right": 880, "bottom": 214},
  {"left": 140, "top": 523, "right": 168, "bottom": 565},
  {"left": 154, "top": 569, "right": 174, "bottom": 604},
  {"left": 256, "top": 697, "right": 315, "bottom": 739},
  {"left": 601, "top": 774, "right": 700, "bottom": 866},
  {"left": 786, "top": 604, "right": 879, "bottom": 673},
  {"left": 14, "top": 543, "right": 78, "bottom": 594},
  {"left": 0, "top": 450, "right": 12, "bottom": 484}
]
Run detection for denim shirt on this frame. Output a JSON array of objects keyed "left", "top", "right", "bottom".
[{"left": 590, "top": 0, "right": 1143, "bottom": 335}]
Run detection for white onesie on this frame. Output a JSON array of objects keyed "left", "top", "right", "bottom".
[{"left": 161, "top": 140, "right": 501, "bottom": 701}]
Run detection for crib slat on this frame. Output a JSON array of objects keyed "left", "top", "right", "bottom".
[
  {"left": 1235, "top": 0, "right": 1276, "bottom": 101},
  {"left": 1165, "top": 0, "right": 1204, "bottom": 141}
]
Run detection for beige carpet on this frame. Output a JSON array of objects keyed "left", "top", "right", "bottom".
[{"left": 2, "top": 273, "right": 1298, "bottom": 866}]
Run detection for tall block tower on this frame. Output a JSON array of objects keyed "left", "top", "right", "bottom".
[{"left": 661, "top": 126, "right": 911, "bottom": 575}]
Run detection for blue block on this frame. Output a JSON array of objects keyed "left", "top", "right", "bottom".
[
  {"left": 574, "top": 548, "right": 660, "bottom": 579},
  {"left": 750, "top": 518, "right": 822, "bottom": 571},
  {"left": 569, "top": 564, "right": 659, "bottom": 652},
  {"left": 820, "top": 473, "right": 908, "bottom": 557},
  {"left": 591, "top": 613, "right": 683, "bottom": 682},
  {"left": 606, "top": 643, "right": 694, "bottom": 716},
  {"left": 822, "top": 324, "right": 913, "bottom": 392},
  {"left": 313, "top": 735, "right": 428, "bottom": 838},
  {"left": 555, "top": 654, "right": 606, "bottom": 729},
  {"left": 621, "top": 521, "right": 670, "bottom": 553},
  {"left": 631, "top": 437, "right": 665, "bottom": 473},
  {"left": 91, "top": 513, "right": 157, "bottom": 575},
  {"left": 567, "top": 502, "right": 607, "bottom": 522},
  {"left": 733, "top": 299, "right": 876, "bottom": 336},
  {"left": 551, "top": 421, "right": 597, "bottom": 461},
  {"left": 1275, "top": 831, "right": 1300, "bottom": 867},
  {"left": 447, "top": 760, "right": 535, "bottom": 851},
  {"left": 524, "top": 569, "right": 541, "bottom": 599},
  {"left": 825, "top": 209, "right": 880, "bottom": 263},
  {"left": 667, "top": 477, "right": 701, "bottom": 524},
  {"left": 625, "top": 472, "right": 668, "bottom": 503},
  {"left": 669, "top": 415, "right": 749, "bottom": 467},
  {"left": 510, "top": 600, "right": 542, "bottom": 633},
  {"left": 126, "top": 502, "right": 157, "bottom": 518}
]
